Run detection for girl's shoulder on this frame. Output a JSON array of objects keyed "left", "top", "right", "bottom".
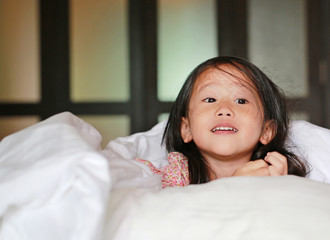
[
  {"left": 167, "top": 151, "right": 188, "bottom": 163},
  {"left": 136, "top": 152, "right": 189, "bottom": 188}
]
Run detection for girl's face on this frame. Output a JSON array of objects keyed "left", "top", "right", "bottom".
[{"left": 181, "top": 65, "right": 274, "bottom": 168}]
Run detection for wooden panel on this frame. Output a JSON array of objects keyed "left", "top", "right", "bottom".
[{"left": 217, "top": 0, "right": 247, "bottom": 58}]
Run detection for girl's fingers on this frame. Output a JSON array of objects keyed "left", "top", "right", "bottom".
[
  {"left": 233, "top": 152, "right": 288, "bottom": 177},
  {"left": 268, "top": 165, "right": 281, "bottom": 176},
  {"left": 264, "top": 151, "right": 288, "bottom": 175},
  {"left": 245, "top": 160, "right": 270, "bottom": 176},
  {"left": 247, "top": 159, "right": 269, "bottom": 169},
  {"left": 252, "top": 167, "right": 271, "bottom": 176},
  {"left": 233, "top": 160, "right": 270, "bottom": 177}
]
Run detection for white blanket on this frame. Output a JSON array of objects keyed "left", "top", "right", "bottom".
[
  {"left": 0, "top": 112, "right": 110, "bottom": 240},
  {"left": 1, "top": 112, "right": 330, "bottom": 240}
]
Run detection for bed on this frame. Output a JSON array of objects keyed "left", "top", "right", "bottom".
[{"left": 0, "top": 112, "right": 330, "bottom": 240}]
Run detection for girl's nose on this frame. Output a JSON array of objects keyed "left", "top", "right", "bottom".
[
  {"left": 216, "top": 103, "right": 235, "bottom": 118},
  {"left": 218, "top": 112, "right": 232, "bottom": 117}
]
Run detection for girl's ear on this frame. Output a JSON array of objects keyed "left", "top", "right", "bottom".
[
  {"left": 259, "top": 120, "right": 276, "bottom": 145},
  {"left": 181, "top": 117, "right": 193, "bottom": 143}
]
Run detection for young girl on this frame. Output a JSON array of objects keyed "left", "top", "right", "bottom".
[{"left": 137, "top": 56, "right": 307, "bottom": 187}]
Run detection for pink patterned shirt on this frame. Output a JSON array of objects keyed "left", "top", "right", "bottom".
[{"left": 136, "top": 152, "right": 189, "bottom": 189}]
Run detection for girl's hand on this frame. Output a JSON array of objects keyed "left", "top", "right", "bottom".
[
  {"left": 232, "top": 160, "right": 270, "bottom": 177},
  {"left": 264, "top": 151, "right": 288, "bottom": 176},
  {"left": 232, "top": 152, "right": 288, "bottom": 177}
]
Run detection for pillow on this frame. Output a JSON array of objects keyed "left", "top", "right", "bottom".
[
  {"left": 105, "top": 175, "right": 330, "bottom": 240},
  {"left": 104, "top": 120, "right": 330, "bottom": 186},
  {"left": 287, "top": 120, "right": 330, "bottom": 182},
  {"left": 0, "top": 112, "right": 110, "bottom": 240}
]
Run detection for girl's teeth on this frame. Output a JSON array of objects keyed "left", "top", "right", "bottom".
[{"left": 212, "top": 127, "right": 237, "bottom": 132}]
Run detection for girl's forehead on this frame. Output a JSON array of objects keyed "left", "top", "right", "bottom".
[{"left": 194, "top": 66, "right": 256, "bottom": 92}]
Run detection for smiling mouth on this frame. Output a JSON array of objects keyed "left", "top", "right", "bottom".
[{"left": 211, "top": 126, "right": 238, "bottom": 132}]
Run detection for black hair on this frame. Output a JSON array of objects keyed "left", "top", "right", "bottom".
[{"left": 163, "top": 56, "right": 307, "bottom": 184}]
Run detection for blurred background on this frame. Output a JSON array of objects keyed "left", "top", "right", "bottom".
[{"left": 0, "top": 0, "right": 329, "bottom": 147}]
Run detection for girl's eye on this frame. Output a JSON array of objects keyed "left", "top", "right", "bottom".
[
  {"left": 204, "top": 98, "right": 216, "bottom": 103},
  {"left": 235, "top": 98, "right": 248, "bottom": 104}
]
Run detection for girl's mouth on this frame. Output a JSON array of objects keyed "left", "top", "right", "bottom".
[{"left": 211, "top": 126, "right": 238, "bottom": 132}]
